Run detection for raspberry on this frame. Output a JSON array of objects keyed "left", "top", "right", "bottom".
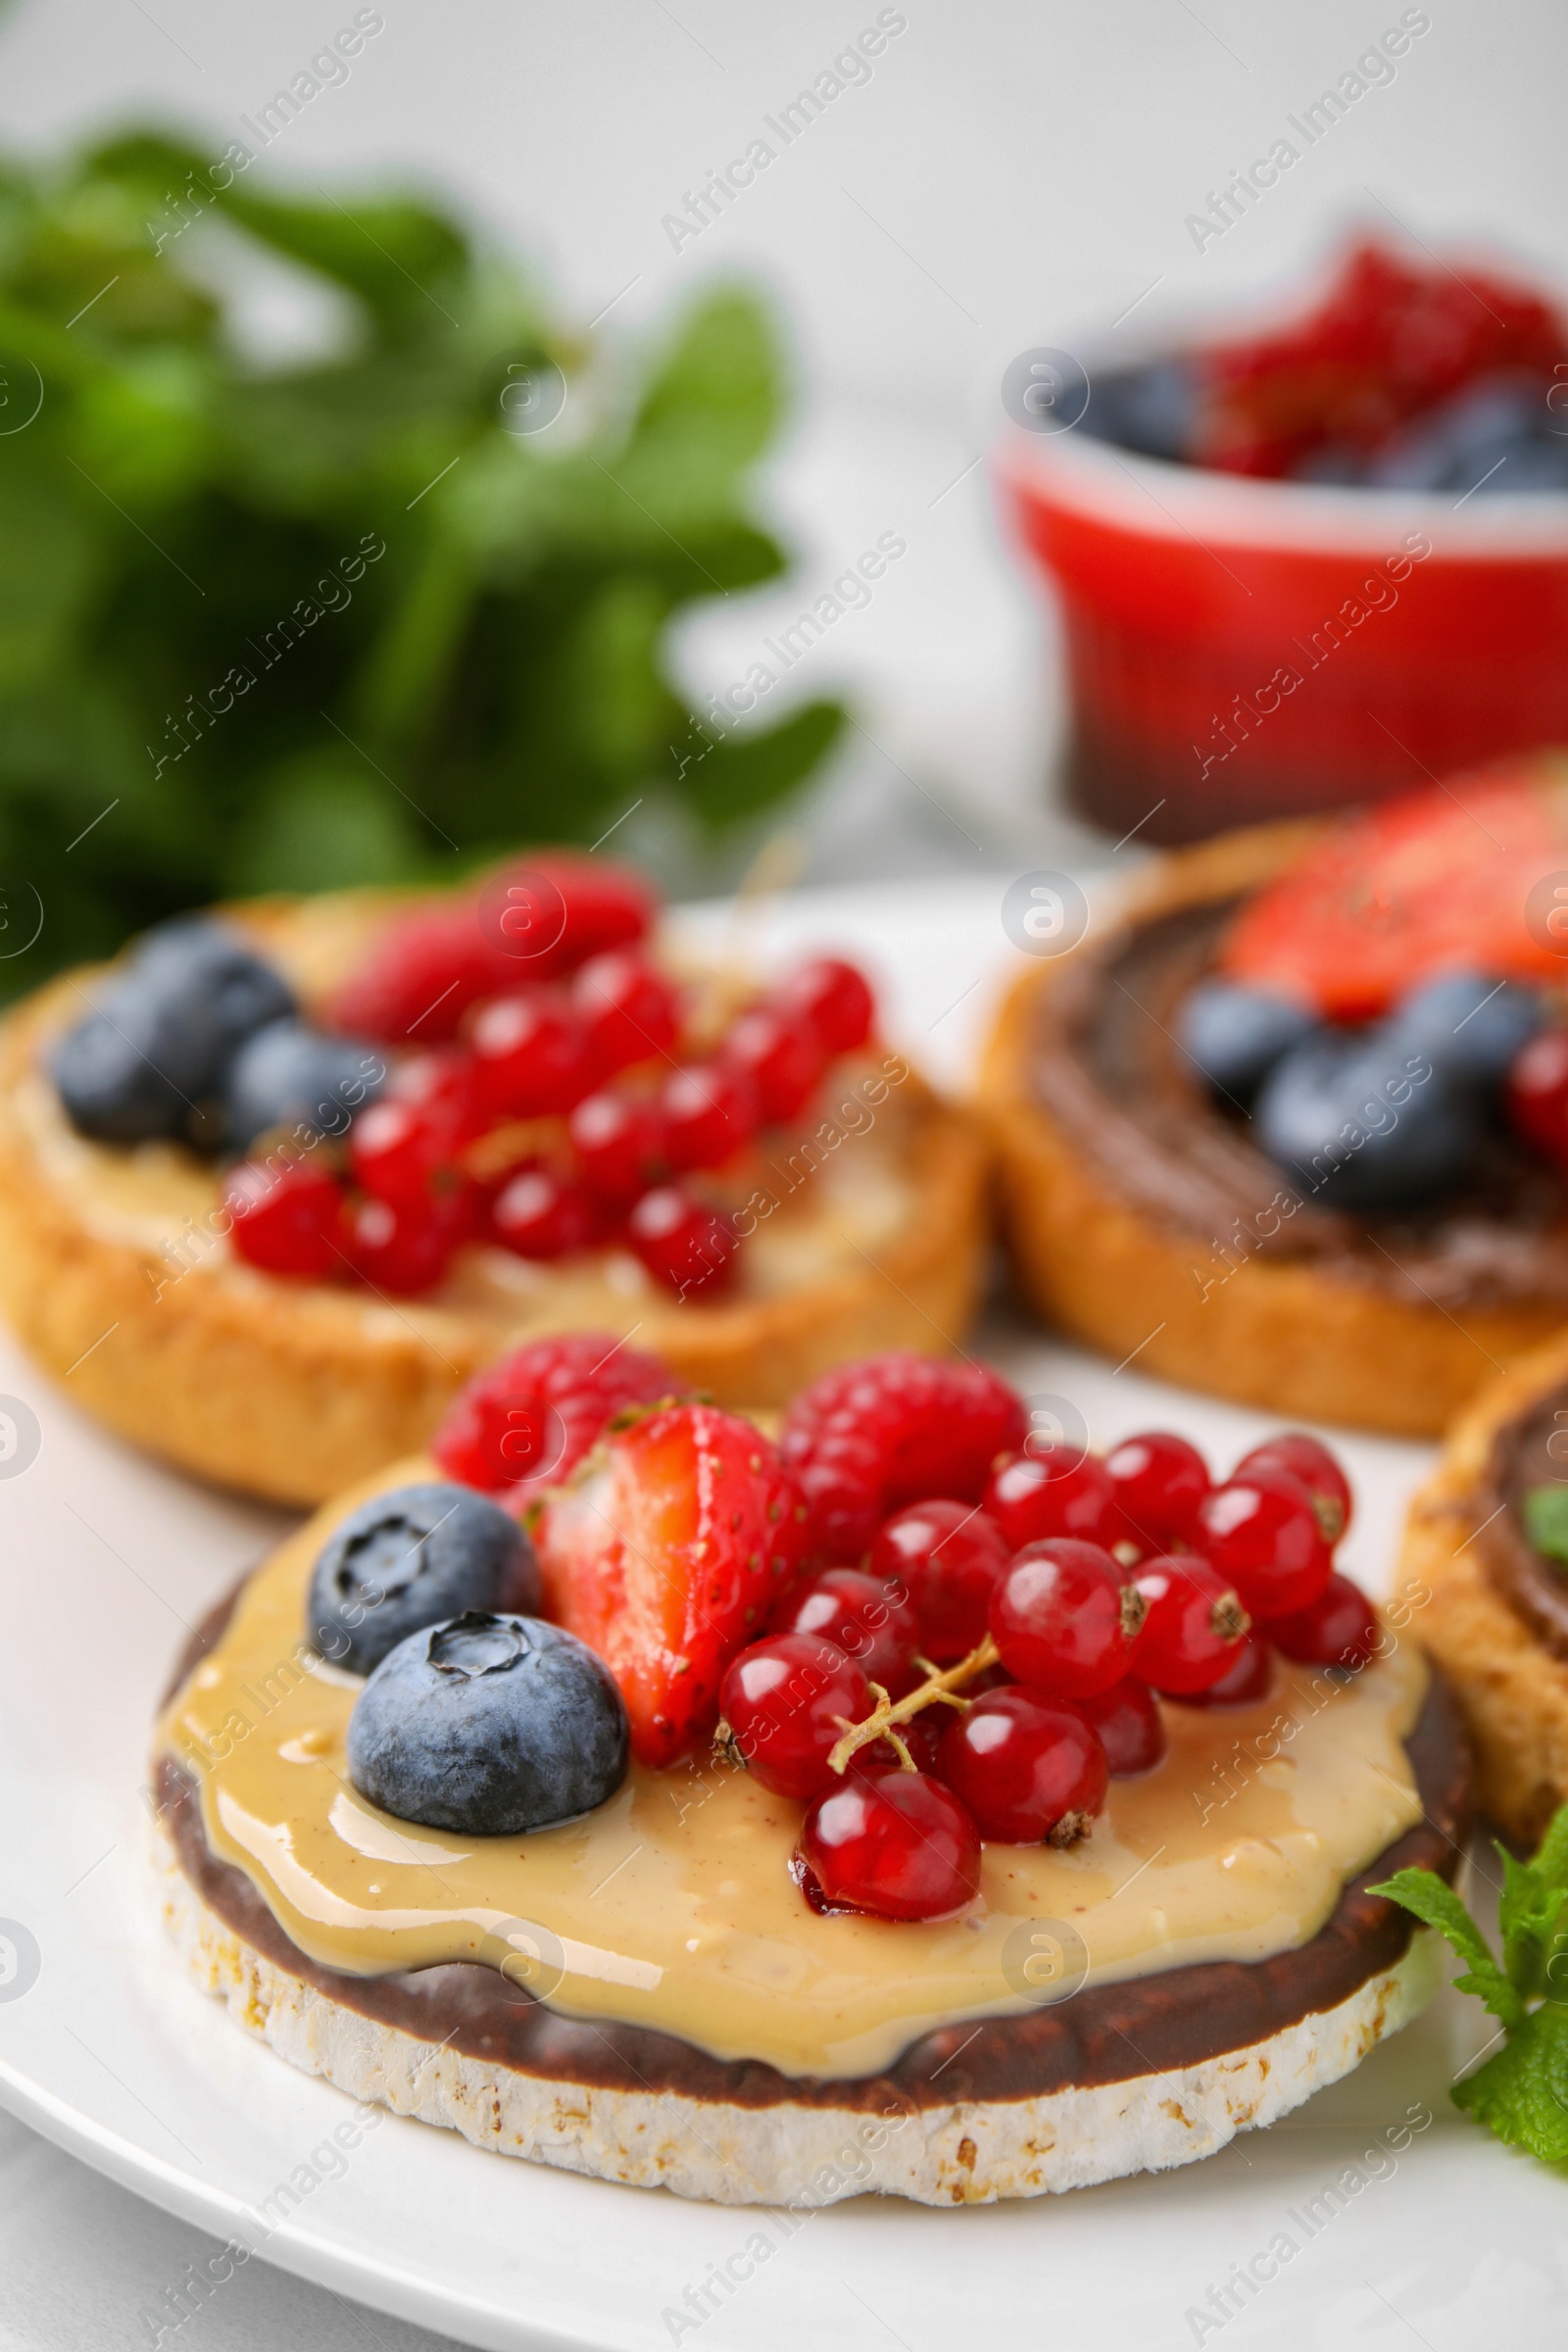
[
  {"left": 781, "top": 1353, "right": 1027, "bottom": 1562},
  {"left": 480, "top": 854, "right": 654, "bottom": 975},
  {"left": 325, "top": 904, "right": 502, "bottom": 1045},
  {"left": 431, "top": 1331, "right": 674, "bottom": 1500}
]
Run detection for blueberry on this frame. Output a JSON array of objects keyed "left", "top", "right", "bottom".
[
  {"left": 133, "top": 917, "right": 297, "bottom": 1060},
  {"left": 346, "top": 1611, "right": 629, "bottom": 1835},
  {"left": 51, "top": 979, "right": 218, "bottom": 1143},
  {"left": 225, "top": 1018, "right": 385, "bottom": 1151},
  {"left": 307, "top": 1482, "right": 539, "bottom": 1674},
  {"left": 1255, "top": 1029, "right": 1480, "bottom": 1210},
  {"left": 1080, "top": 359, "right": 1197, "bottom": 463},
  {"left": 1368, "top": 376, "right": 1566, "bottom": 494},
  {"left": 1180, "top": 979, "right": 1317, "bottom": 1102},
  {"left": 1385, "top": 970, "right": 1541, "bottom": 1088}
]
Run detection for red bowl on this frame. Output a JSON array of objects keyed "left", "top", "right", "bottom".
[{"left": 998, "top": 422, "right": 1568, "bottom": 844}]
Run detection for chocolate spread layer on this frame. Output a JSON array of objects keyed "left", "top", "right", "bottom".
[
  {"left": 157, "top": 1590, "right": 1472, "bottom": 2111},
  {"left": 1481, "top": 1381, "right": 1568, "bottom": 1661},
  {"left": 1039, "top": 901, "right": 1568, "bottom": 1313}
]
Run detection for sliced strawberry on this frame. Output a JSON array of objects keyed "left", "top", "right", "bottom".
[
  {"left": 532, "top": 1401, "right": 809, "bottom": 1768},
  {"left": 1221, "top": 762, "right": 1568, "bottom": 1021}
]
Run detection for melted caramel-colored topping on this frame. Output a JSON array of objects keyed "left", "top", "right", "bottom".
[{"left": 155, "top": 1462, "right": 1428, "bottom": 2080}]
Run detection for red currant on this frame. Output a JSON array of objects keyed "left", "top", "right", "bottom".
[
  {"left": 799, "top": 1768, "right": 981, "bottom": 1920},
  {"left": 1196, "top": 1467, "right": 1332, "bottom": 1619},
  {"left": 780, "top": 1569, "right": 920, "bottom": 1695},
  {"left": 1130, "top": 1556, "right": 1250, "bottom": 1694},
  {"left": 343, "top": 1192, "right": 455, "bottom": 1295},
  {"left": 775, "top": 957, "right": 874, "bottom": 1055},
  {"left": 722, "top": 1005, "right": 826, "bottom": 1123},
  {"left": 939, "top": 1689, "right": 1107, "bottom": 1845},
  {"left": 1268, "top": 1572, "right": 1381, "bottom": 1672},
  {"left": 718, "top": 1635, "right": 872, "bottom": 1801},
  {"left": 471, "top": 991, "right": 596, "bottom": 1119},
  {"left": 386, "top": 1047, "right": 484, "bottom": 1131},
  {"left": 1074, "top": 1678, "right": 1165, "bottom": 1777},
  {"left": 984, "top": 1448, "right": 1120, "bottom": 1551},
  {"left": 1234, "top": 1433, "right": 1352, "bottom": 1544},
  {"left": 1103, "top": 1430, "right": 1210, "bottom": 1549},
  {"left": 1508, "top": 1028, "right": 1568, "bottom": 1165},
  {"left": 869, "top": 1498, "right": 1010, "bottom": 1663},
  {"left": 989, "top": 1539, "right": 1145, "bottom": 1700},
  {"left": 568, "top": 1090, "right": 666, "bottom": 1204},
  {"left": 224, "top": 1158, "right": 344, "bottom": 1282},
  {"left": 431, "top": 1331, "right": 673, "bottom": 1494},
  {"left": 571, "top": 951, "right": 678, "bottom": 1076},
  {"left": 350, "top": 1096, "right": 468, "bottom": 1212},
  {"left": 1172, "top": 1630, "right": 1274, "bottom": 1709},
  {"left": 626, "top": 1187, "right": 737, "bottom": 1298},
  {"left": 491, "top": 1167, "right": 598, "bottom": 1259},
  {"left": 661, "top": 1060, "right": 759, "bottom": 1172}
]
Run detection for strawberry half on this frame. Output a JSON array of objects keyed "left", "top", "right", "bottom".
[
  {"left": 1221, "top": 761, "right": 1568, "bottom": 1021},
  {"left": 533, "top": 1401, "right": 809, "bottom": 1768}
]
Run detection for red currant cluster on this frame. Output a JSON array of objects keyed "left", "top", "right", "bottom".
[
  {"left": 719, "top": 1404, "right": 1378, "bottom": 1925},
  {"left": 222, "top": 858, "right": 874, "bottom": 1298}
]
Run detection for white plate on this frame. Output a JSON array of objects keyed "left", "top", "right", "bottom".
[{"left": 0, "top": 882, "right": 1555, "bottom": 2352}]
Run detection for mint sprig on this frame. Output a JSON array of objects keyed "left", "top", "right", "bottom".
[{"left": 1372, "top": 1802, "right": 1568, "bottom": 2160}]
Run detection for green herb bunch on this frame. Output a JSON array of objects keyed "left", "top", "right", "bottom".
[
  {"left": 1374, "top": 1803, "right": 1568, "bottom": 2159},
  {"left": 0, "top": 128, "right": 843, "bottom": 992}
]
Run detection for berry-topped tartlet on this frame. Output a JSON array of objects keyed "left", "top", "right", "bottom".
[
  {"left": 986, "top": 757, "right": 1568, "bottom": 1436},
  {"left": 0, "top": 855, "right": 986, "bottom": 1501},
  {"left": 1400, "top": 1326, "right": 1568, "bottom": 1847},
  {"left": 151, "top": 1346, "right": 1469, "bottom": 2205}
]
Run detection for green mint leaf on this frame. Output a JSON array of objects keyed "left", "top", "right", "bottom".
[
  {"left": 1531, "top": 1800, "right": 1568, "bottom": 1898},
  {"left": 1453, "top": 2001, "right": 1568, "bottom": 2161},
  {"left": 1369, "top": 1867, "right": 1526, "bottom": 2029},
  {"left": 1523, "top": 1485, "right": 1568, "bottom": 1567}
]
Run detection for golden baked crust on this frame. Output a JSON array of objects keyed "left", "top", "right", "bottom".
[
  {"left": 0, "top": 894, "right": 990, "bottom": 1504},
  {"left": 981, "top": 822, "right": 1568, "bottom": 1437},
  {"left": 1397, "top": 1328, "right": 1568, "bottom": 1846}
]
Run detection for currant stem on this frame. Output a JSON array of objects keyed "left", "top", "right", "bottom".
[{"left": 826, "top": 1634, "right": 1001, "bottom": 1776}]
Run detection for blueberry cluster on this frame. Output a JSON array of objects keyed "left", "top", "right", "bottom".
[
  {"left": 1181, "top": 967, "right": 1542, "bottom": 1210},
  {"left": 1079, "top": 362, "right": 1568, "bottom": 492},
  {"left": 307, "top": 1480, "right": 629, "bottom": 1836},
  {"left": 51, "top": 916, "right": 384, "bottom": 1152}
]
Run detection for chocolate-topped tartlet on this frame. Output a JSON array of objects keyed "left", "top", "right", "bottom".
[
  {"left": 984, "top": 765, "right": 1568, "bottom": 1436},
  {"left": 151, "top": 1347, "right": 1471, "bottom": 2205},
  {"left": 1401, "top": 1328, "right": 1568, "bottom": 1845}
]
